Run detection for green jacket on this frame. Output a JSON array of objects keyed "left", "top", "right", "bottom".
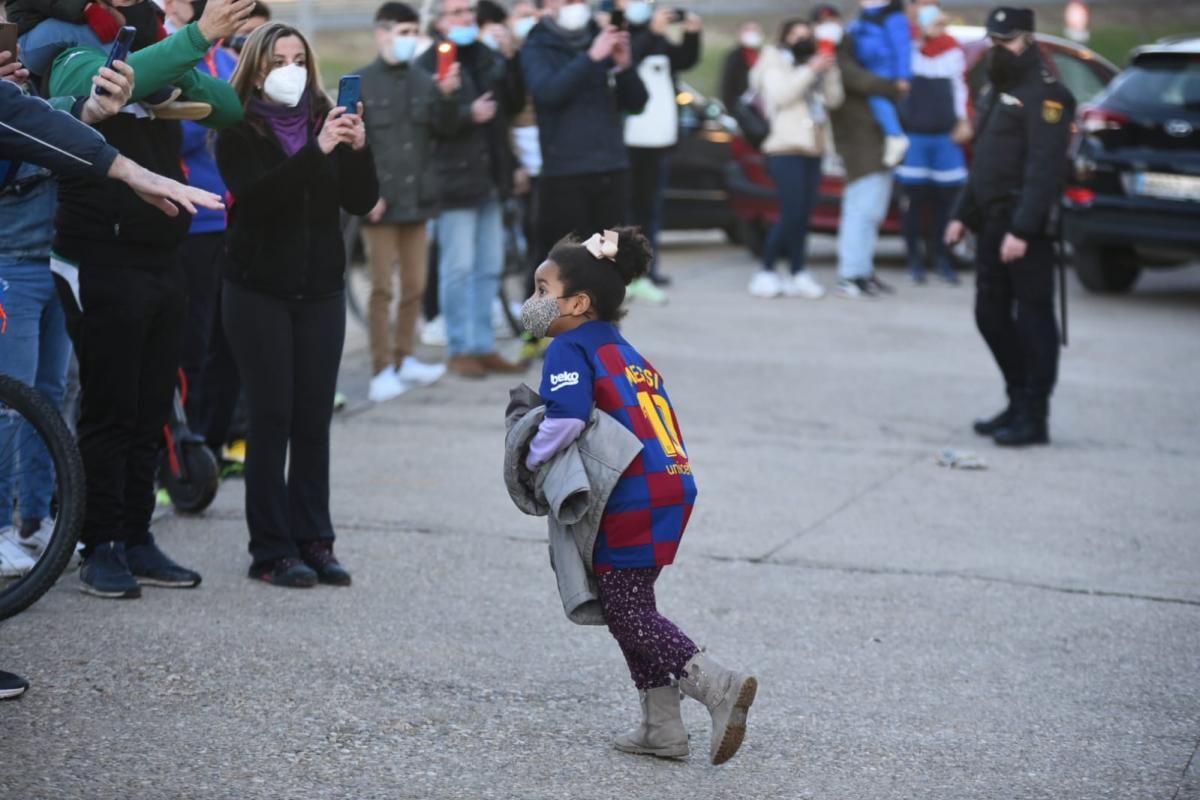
[{"left": 49, "top": 22, "right": 243, "bottom": 129}]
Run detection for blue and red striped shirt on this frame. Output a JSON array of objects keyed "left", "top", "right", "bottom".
[{"left": 540, "top": 321, "right": 697, "bottom": 573}]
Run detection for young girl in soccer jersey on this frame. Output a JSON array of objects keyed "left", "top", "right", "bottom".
[{"left": 519, "top": 226, "right": 758, "bottom": 766}]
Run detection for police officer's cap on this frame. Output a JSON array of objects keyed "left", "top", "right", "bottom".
[{"left": 986, "top": 6, "right": 1036, "bottom": 40}]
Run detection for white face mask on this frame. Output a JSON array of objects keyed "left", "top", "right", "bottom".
[
  {"left": 740, "top": 30, "right": 764, "bottom": 49},
  {"left": 625, "top": 1, "right": 652, "bottom": 26},
  {"left": 557, "top": 2, "right": 591, "bottom": 32},
  {"left": 263, "top": 63, "right": 308, "bottom": 107},
  {"left": 513, "top": 16, "right": 537, "bottom": 40}
]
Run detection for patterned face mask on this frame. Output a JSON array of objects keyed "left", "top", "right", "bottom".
[{"left": 520, "top": 295, "right": 562, "bottom": 339}]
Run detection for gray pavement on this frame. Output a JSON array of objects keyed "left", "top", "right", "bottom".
[{"left": 3, "top": 235, "right": 1199, "bottom": 800}]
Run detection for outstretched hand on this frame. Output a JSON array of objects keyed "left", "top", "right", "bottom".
[{"left": 108, "top": 155, "right": 224, "bottom": 217}]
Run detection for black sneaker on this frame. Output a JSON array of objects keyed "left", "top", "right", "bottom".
[
  {"left": 249, "top": 557, "right": 318, "bottom": 588},
  {"left": 126, "top": 534, "right": 202, "bottom": 588},
  {"left": 0, "top": 670, "right": 29, "bottom": 700},
  {"left": 865, "top": 275, "right": 894, "bottom": 295},
  {"left": 649, "top": 274, "right": 672, "bottom": 288},
  {"left": 299, "top": 541, "right": 352, "bottom": 587},
  {"left": 79, "top": 542, "right": 141, "bottom": 599}
]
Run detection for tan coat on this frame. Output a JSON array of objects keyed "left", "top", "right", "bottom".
[{"left": 750, "top": 45, "right": 844, "bottom": 157}]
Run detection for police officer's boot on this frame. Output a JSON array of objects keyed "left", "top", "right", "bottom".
[
  {"left": 973, "top": 389, "right": 1020, "bottom": 436},
  {"left": 993, "top": 393, "right": 1050, "bottom": 447}
]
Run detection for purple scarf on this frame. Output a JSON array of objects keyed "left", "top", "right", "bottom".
[{"left": 249, "top": 92, "right": 313, "bottom": 156}]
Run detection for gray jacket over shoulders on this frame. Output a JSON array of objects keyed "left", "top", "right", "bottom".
[{"left": 504, "top": 384, "right": 644, "bottom": 626}]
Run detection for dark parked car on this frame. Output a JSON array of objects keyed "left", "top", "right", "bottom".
[
  {"left": 727, "top": 27, "right": 1117, "bottom": 258},
  {"left": 1063, "top": 35, "right": 1200, "bottom": 293},
  {"left": 662, "top": 82, "right": 740, "bottom": 239}
]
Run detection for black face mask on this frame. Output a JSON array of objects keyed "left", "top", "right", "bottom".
[
  {"left": 988, "top": 44, "right": 1026, "bottom": 89},
  {"left": 227, "top": 33, "right": 249, "bottom": 53},
  {"left": 791, "top": 39, "right": 816, "bottom": 63},
  {"left": 122, "top": 1, "right": 163, "bottom": 51}
]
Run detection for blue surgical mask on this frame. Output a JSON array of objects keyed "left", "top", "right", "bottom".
[
  {"left": 447, "top": 24, "right": 479, "bottom": 46},
  {"left": 481, "top": 32, "right": 499, "bottom": 50},
  {"left": 917, "top": 5, "right": 942, "bottom": 31},
  {"left": 513, "top": 17, "right": 537, "bottom": 39},
  {"left": 626, "top": 1, "right": 653, "bottom": 26},
  {"left": 392, "top": 35, "right": 418, "bottom": 62}
]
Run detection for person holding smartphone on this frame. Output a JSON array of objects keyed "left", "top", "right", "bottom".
[
  {"left": 46, "top": 0, "right": 252, "bottom": 601},
  {"left": 355, "top": 1, "right": 461, "bottom": 403},
  {"left": 216, "top": 22, "right": 378, "bottom": 588}
]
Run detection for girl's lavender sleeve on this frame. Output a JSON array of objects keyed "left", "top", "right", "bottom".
[{"left": 526, "top": 418, "right": 587, "bottom": 471}]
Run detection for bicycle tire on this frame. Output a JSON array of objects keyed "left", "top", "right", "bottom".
[{"left": 0, "top": 374, "right": 85, "bottom": 622}]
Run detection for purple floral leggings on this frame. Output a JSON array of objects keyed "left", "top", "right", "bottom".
[{"left": 597, "top": 567, "right": 700, "bottom": 690}]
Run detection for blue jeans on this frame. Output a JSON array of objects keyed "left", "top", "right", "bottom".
[
  {"left": 868, "top": 96, "right": 904, "bottom": 138},
  {"left": 436, "top": 198, "right": 503, "bottom": 357},
  {"left": 0, "top": 260, "right": 72, "bottom": 523},
  {"left": 18, "top": 21, "right": 102, "bottom": 77},
  {"left": 762, "top": 154, "right": 822, "bottom": 276},
  {"left": 837, "top": 171, "right": 894, "bottom": 281}
]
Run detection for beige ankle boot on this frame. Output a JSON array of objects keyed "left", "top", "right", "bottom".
[
  {"left": 612, "top": 684, "right": 689, "bottom": 759},
  {"left": 678, "top": 651, "right": 758, "bottom": 765}
]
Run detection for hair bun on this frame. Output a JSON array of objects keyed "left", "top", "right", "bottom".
[{"left": 609, "top": 226, "right": 653, "bottom": 286}]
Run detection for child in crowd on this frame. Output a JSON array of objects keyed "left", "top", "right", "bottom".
[
  {"left": 520, "top": 227, "right": 758, "bottom": 765},
  {"left": 849, "top": 0, "right": 913, "bottom": 167}
]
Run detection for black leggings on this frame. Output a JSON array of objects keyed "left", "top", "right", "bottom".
[{"left": 222, "top": 281, "right": 345, "bottom": 565}]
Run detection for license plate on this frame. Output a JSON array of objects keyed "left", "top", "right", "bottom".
[{"left": 1134, "top": 172, "right": 1200, "bottom": 201}]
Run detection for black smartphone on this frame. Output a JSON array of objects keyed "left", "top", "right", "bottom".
[
  {"left": 610, "top": 8, "right": 626, "bottom": 29},
  {"left": 95, "top": 26, "right": 136, "bottom": 96},
  {"left": 0, "top": 22, "right": 19, "bottom": 58},
  {"left": 336, "top": 74, "right": 361, "bottom": 116},
  {"left": 671, "top": 8, "right": 687, "bottom": 23}
]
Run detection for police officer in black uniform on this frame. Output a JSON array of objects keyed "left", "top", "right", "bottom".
[{"left": 945, "top": 7, "right": 1074, "bottom": 446}]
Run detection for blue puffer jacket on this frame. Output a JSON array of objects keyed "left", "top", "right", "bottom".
[
  {"left": 850, "top": 0, "right": 913, "bottom": 81},
  {"left": 520, "top": 20, "right": 648, "bottom": 178}
]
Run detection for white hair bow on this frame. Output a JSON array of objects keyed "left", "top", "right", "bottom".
[{"left": 583, "top": 230, "right": 620, "bottom": 262}]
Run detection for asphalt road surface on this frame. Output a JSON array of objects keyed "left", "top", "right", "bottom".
[{"left": 2, "top": 235, "right": 1198, "bottom": 800}]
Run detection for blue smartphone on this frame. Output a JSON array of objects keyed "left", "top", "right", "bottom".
[
  {"left": 336, "top": 75, "right": 361, "bottom": 116},
  {"left": 95, "top": 26, "right": 136, "bottom": 97}
]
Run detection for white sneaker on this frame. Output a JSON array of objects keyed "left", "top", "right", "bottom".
[
  {"left": 419, "top": 316, "right": 448, "bottom": 347},
  {"left": 368, "top": 367, "right": 408, "bottom": 403},
  {"left": 784, "top": 271, "right": 826, "bottom": 299},
  {"left": 11, "top": 518, "right": 82, "bottom": 568},
  {"left": 883, "top": 135, "right": 911, "bottom": 168},
  {"left": 0, "top": 532, "right": 37, "bottom": 577},
  {"left": 396, "top": 356, "right": 446, "bottom": 387},
  {"left": 626, "top": 277, "right": 669, "bottom": 305},
  {"left": 748, "top": 271, "right": 784, "bottom": 298}
]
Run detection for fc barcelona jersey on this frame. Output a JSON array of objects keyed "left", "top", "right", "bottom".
[{"left": 539, "top": 321, "right": 698, "bottom": 573}]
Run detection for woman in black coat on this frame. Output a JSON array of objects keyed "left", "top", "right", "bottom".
[{"left": 216, "top": 22, "right": 378, "bottom": 588}]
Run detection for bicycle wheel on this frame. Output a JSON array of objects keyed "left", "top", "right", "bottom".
[{"left": 0, "top": 373, "right": 85, "bottom": 622}]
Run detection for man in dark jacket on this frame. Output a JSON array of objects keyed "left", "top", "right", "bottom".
[
  {"left": 416, "top": 0, "right": 525, "bottom": 379},
  {"left": 622, "top": 2, "right": 701, "bottom": 296},
  {"left": 358, "top": 1, "right": 460, "bottom": 401},
  {"left": 946, "top": 7, "right": 1074, "bottom": 447},
  {"left": 1, "top": 51, "right": 221, "bottom": 699},
  {"left": 719, "top": 21, "right": 762, "bottom": 112},
  {"left": 521, "top": 0, "right": 647, "bottom": 269},
  {"left": 47, "top": 0, "right": 252, "bottom": 600},
  {"left": 822, "top": 6, "right": 901, "bottom": 299}
]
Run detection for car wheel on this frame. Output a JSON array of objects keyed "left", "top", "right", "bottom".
[{"left": 1073, "top": 245, "right": 1140, "bottom": 294}]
